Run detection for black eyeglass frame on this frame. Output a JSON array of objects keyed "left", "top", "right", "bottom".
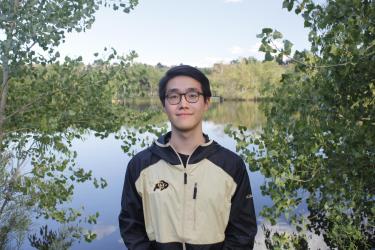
[{"left": 165, "top": 90, "right": 205, "bottom": 105}]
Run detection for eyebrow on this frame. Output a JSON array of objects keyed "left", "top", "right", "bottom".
[{"left": 166, "top": 88, "right": 200, "bottom": 94}]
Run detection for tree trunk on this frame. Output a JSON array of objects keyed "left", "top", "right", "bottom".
[{"left": 0, "top": 54, "right": 9, "bottom": 144}]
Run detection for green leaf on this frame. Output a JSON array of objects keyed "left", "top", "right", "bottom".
[
  {"left": 265, "top": 52, "right": 274, "bottom": 61},
  {"left": 276, "top": 53, "right": 284, "bottom": 64},
  {"left": 283, "top": 40, "right": 293, "bottom": 55},
  {"left": 273, "top": 30, "right": 283, "bottom": 39},
  {"left": 282, "top": 0, "right": 290, "bottom": 9},
  {"left": 262, "top": 28, "right": 273, "bottom": 35},
  {"left": 259, "top": 43, "right": 267, "bottom": 52},
  {"left": 329, "top": 45, "right": 338, "bottom": 55}
]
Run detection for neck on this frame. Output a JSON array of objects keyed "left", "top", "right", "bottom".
[{"left": 169, "top": 128, "right": 205, "bottom": 155}]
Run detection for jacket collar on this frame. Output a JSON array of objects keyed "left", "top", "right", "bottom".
[
  {"left": 155, "top": 131, "right": 211, "bottom": 147},
  {"left": 151, "top": 132, "right": 219, "bottom": 166}
]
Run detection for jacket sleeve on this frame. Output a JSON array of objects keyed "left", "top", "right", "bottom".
[
  {"left": 223, "top": 158, "right": 257, "bottom": 249},
  {"left": 119, "top": 158, "right": 154, "bottom": 250}
]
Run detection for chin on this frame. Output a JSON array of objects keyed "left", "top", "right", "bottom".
[
  {"left": 172, "top": 123, "right": 200, "bottom": 132},
  {"left": 174, "top": 126, "right": 196, "bottom": 132}
]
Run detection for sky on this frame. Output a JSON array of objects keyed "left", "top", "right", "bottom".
[{"left": 58, "top": 0, "right": 311, "bottom": 67}]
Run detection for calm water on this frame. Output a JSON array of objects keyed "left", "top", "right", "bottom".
[{"left": 24, "top": 101, "right": 325, "bottom": 249}]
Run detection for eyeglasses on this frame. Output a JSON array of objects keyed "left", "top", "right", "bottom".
[{"left": 165, "top": 90, "right": 204, "bottom": 105}]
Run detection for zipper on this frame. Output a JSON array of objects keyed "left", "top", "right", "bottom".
[
  {"left": 169, "top": 144, "right": 200, "bottom": 242},
  {"left": 169, "top": 145, "right": 186, "bottom": 184},
  {"left": 193, "top": 182, "right": 197, "bottom": 199},
  {"left": 169, "top": 144, "right": 199, "bottom": 183},
  {"left": 193, "top": 182, "right": 197, "bottom": 230},
  {"left": 183, "top": 150, "right": 195, "bottom": 185}
]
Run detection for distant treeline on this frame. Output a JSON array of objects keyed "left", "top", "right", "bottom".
[
  {"left": 6, "top": 57, "right": 288, "bottom": 105},
  {"left": 208, "top": 58, "right": 287, "bottom": 100},
  {"left": 109, "top": 57, "right": 289, "bottom": 101}
]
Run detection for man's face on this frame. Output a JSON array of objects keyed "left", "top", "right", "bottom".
[{"left": 163, "top": 76, "right": 210, "bottom": 133}]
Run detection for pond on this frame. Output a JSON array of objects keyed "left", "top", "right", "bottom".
[{"left": 24, "top": 101, "right": 325, "bottom": 249}]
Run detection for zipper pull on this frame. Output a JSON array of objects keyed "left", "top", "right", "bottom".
[
  {"left": 184, "top": 173, "right": 187, "bottom": 184},
  {"left": 193, "top": 182, "right": 197, "bottom": 199}
]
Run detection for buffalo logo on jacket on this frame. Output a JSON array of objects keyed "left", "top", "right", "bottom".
[{"left": 153, "top": 180, "right": 169, "bottom": 191}]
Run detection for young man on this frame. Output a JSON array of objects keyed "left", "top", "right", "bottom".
[{"left": 119, "top": 65, "right": 257, "bottom": 249}]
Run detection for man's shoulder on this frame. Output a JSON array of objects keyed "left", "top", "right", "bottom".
[
  {"left": 127, "top": 144, "right": 158, "bottom": 172},
  {"left": 211, "top": 142, "right": 244, "bottom": 163},
  {"left": 207, "top": 142, "right": 247, "bottom": 181},
  {"left": 131, "top": 146, "right": 153, "bottom": 161}
]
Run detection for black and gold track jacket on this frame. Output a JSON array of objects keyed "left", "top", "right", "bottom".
[{"left": 119, "top": 132, "right": 257, "bottom": 249}]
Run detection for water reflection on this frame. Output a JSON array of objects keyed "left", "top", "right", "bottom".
[{"left": 207, "top": 101, "right": 265, "bottom": 129}]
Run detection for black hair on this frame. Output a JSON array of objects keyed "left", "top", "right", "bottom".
[{"left": 158, "top": 65, "right": 212, "bottom": 106}]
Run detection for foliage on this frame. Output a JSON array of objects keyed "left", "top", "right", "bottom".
[
  {"left": 0, "top": 52, "right": 149, "bottom": 248},
  {"left": 231, "top": 0, "right": 375, "bottom": 248},
  {"left": 0, "top": 0, "right": 138, "bottom": 65},
  {"left": 28, "top": 225, "right": 75, "bottom": 250},
  {"left": 119, "top": 123, "right": 168, "bottom": 157},
  {"left": 5, "top": 53, "right": 135, "bottom": 133},
  {"left": 0, "top": 0, "right": 140, "bottom": 248},
  {"left": 0, "top": 192, "right": 30, "bottom": 249},
  {"left": 262, "top": 225, "right": 308, "bottom": 250}
]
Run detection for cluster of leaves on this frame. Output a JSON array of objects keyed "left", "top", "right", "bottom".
[
  {"left": 262, "top": 225, "right": 308, "bottom": 250},
  {"left": 0, "top": 187, "right": 30, "bottom": 249},
  {"left": 119, "top": 123, "right": 168, "bottom": 157},
  {"left": 0, "top": 0, "right": 138, "bottom": 66},
  {"left": 28, "top": 225, "right": 75, "bottom": 250},
  {"left": 229, "top": 0, "right": 374, "bottom": 249},
  {"left": 5, "top": 50, "right": 140, "bottom": 132},
  {"left": 0, "top": 0, "right": 144, "bottom": 248}
]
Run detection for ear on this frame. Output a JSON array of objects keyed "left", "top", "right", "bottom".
[{"left": 204, "top": 97, "right": 211, "bottom": 111}]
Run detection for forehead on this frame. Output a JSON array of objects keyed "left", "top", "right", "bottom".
[{"left": 165, "top": 75, "right": 202, "bottom": 92}]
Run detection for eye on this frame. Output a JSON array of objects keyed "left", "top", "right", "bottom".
[
  {"left": 187, "top": 92, "right": 198, "bottom": 99},
  {"left": 168, "top": 93, "right": 179, "bottom": 100}
]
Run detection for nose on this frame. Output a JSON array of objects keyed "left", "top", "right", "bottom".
[{"left": 178, "top": 94, "right": 189, "bottom": 108}]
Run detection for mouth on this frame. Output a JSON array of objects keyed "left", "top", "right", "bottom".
[{"left": 176, "top": 113, "right": 193, "bottom": 116}]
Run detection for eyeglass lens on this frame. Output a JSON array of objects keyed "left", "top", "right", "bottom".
[{"left": 166, "top": 91, "right": 201, "bottom": 105}]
